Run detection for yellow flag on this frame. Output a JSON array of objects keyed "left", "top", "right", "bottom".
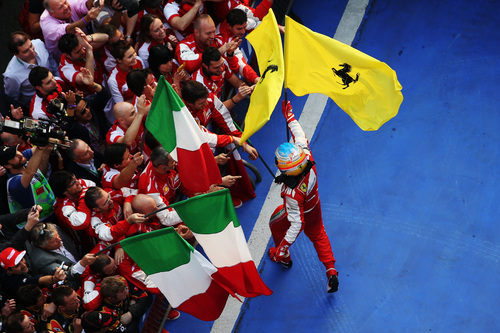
[
  {"left": 240, "top": 9, "right": 284, "bottom": 144},
  {"left": 284, "top": 16, "right": 403, "bottom": 131}
]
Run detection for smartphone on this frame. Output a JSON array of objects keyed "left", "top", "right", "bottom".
[{"left": 93, "top": 0, "right": 99, "bottom": 7}]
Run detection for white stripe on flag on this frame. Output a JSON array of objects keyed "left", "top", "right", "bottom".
[
  {"left": 193, "top": 223, "right": 253, "bottom": 268},
  {"left": 173, "top": 106, "right": 207, "bottom": 153},
  {"left": 149, "top": 250, "right": 217, "bottom": 307}
]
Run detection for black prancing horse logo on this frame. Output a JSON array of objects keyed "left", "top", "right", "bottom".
[
  {"left": 332, "top": 63, "right": 359, "bottom": 89},
  {"left": 260, "top": 64, "right": 278, "bottom": 83}
]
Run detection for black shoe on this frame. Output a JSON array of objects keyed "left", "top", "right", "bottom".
[
  {"left": 279, "top": 258, "right": 292, "bottom": 269},
  {"left": 327, "top": 274, "right": 339, "bottom": 293}
]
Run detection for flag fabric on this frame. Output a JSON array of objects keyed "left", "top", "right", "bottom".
[
  {"left": 145, "top": 77, "right": 222, "bottom": 194},
  {"left": 284, "top": 16, "right": 403, "bottom": 131},
  {"left": 120, "top": 228, "right": 232, "bottom": 321},
  {"left": 226, "top": 147, "right": 256, "bottom": 203},
  {"left": 171, "top": 189, "right": 272, "bottom": 297},
  {"left": 241, "top": 9, "right": 284, "bottom": 143}
]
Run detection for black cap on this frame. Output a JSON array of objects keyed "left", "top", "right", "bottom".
[
  {"left": 81, "top": 311, "right": 119, "bottom": 332},
  {"left": 0, "top": 145, "right": 18, "bottom": 166}
]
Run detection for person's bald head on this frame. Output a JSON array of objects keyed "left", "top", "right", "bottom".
[
  {"left": 112, "top": 102, "right": 137, "bottom": 129},
  {"left": 44, "top": 0, "right": 72, "bottom": 20},
  {"left": 132, "top": 194, "right": 157, "bottom": 215},
  {"left": 194, "top": 14, "right": 216, "bottom": 49}
]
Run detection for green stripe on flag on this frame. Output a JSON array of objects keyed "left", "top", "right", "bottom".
[
  {"left": 145, "top": 76, "right": 185, "bottom": 152},
  {"left": 170, "top": 189, "right": 240, "bottom": 234},
  {"left": 120, "top": 227, "right": 194, "bottom": 275}
]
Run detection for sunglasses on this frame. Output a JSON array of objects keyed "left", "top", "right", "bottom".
[
  {"left": 32, "top": 223, "right": 50, "bottom": 244},
  {"left": 39, "top": 223, "right": 48, "bottom": 236},
  {"left": 77, "top": 103, "right": 89, "bottom": 115}
]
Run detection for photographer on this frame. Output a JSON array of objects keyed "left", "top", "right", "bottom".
[
  {"left": 28, "top": 66, "right": 69, "bottom": 121},
  {"left": 28, "top": 222, "right": 97, "bottom": 289},
  {"left": 0, "top": 142, "right": 55, "bottom": 220},
  {"left": 0, "top": 207, "right": 67, "bottom": 300},
  {"left": 26, "top": 67, "right": 93, "bottom": 148}
]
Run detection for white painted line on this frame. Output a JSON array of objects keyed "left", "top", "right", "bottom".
[{"left": 210, "top": 1, "right": 369, "bottom": 332}]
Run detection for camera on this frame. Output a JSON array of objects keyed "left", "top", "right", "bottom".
[
  {"left": 105, "top": 0, "right": 143, "bottom": 17},
  {"left": 0, "top": 117, "right": 69, "bottom": 147},
  {"left": 122, "top": 0, "right": 143, "bottom": 18},
  {"left": 46, "top": 98, "right": 67, "bottom": 119}
]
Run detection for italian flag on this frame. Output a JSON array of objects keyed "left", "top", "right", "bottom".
[
  {"left": 171, "top": 189, "right": 272, "bottom": 297},
  {"left": 120, "top": 228, "right": 232, "bottom": 321},
  {"left": 145, "top": 76, "right": 222, "bottom": 194}
]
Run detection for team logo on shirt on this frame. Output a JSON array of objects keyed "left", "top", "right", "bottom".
[
  {"left": 299, "top": 182, "right": 307, "bottom": 193},
  {"left": 48, "top": 319, "right": 65, "bottom": 332},
  {"left": 332, "top": 63, "right": 359, "bottom": 89}
]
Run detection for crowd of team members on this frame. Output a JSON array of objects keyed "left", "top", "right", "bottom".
[{"left": 0, "top": 0, "right": 275, "bottom": 331}]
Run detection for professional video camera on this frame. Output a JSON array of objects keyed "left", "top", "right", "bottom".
[
  {"left": 44, "top": 94, "right": 77, "bottom": 132},
  {"left": 0, "top": 117, "right": 70, "bottom": 148},
  {"left": 46, "top": 97, "right": 68, "bottom": 120}
]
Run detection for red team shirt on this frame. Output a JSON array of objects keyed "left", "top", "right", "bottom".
[
  {"left": 58, "top": 54, "right": 104, "bottom": 95},
  {"left": 164, "top": 0, "right": 206, "bottom": 41},
  {"left": 175, "top": 33, "right": 217, "bottom": 73},
  {"left": 192, "top": 62, "right": 234, "bottom": 98},
  {"left": 101, "top": 165, "right": 139, "bottom": 190},
  {"left": 107, "top": 58, "right": 144, "bottom": 103},
  {"left": 29, "top": 81, "right": 63, "bottom": 120},
  {"left": 215, "top": 24, "right": 259, "bottom": 83},
  {"left": 187, "top": 91, "right": 241, "bottom": 136},
  {"left": 54, "top": 179, "right": 95, "bottom": 232},
  {"left": 138, "top": 161, "right": 181, "bottom": 204}
]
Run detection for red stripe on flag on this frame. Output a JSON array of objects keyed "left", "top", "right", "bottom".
[
  {"left": 176, "top": 280, "right": 230, "bottom": 321},
  {"left": 226, "top": 155, "right": 256, "bottom": 203},
  {"left": 177, "top": 143, "right": 222, "bottom": 195},
  {"left": 214, "top": 261, "right": 272, "bottom": 298}
]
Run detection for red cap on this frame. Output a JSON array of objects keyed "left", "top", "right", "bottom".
[{"left": 0, "top": 247, "right": 26, "bottom": 269}]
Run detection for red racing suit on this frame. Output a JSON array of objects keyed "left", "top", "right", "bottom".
[{"left": 269, "top": 116, "right": 336, "bottom": 271}]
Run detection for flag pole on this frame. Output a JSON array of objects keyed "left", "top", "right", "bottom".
[
  {"left": 284, "top": 89, "right": 290, "bottom": 142},
  {"left": 143, "top": 205, "right": 171, "bottom": 218},
  {"left": 95, "top": 241, "right": 121, "bottom": 256},
  {"left": 94, "top": 205, "right": 173, "bottom": 256},
  {"left": 233, "top": 122, "right": 276, "bottom": 179},
  {"left": 283, "top": 17, "right": 290, "bottom": 142},
  {"left": 140, "top": 127, "right": 149, "bottom": 155}
]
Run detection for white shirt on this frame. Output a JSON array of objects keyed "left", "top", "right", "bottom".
[
  {"left": 52, "top": 245, "right": 85, "bottom": 275},
  {"left": 76, "top": 159, "right": 98, "bottom": 175},
  {"left": 3, "top": 39, "right": 58, "bottom": 107}
]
